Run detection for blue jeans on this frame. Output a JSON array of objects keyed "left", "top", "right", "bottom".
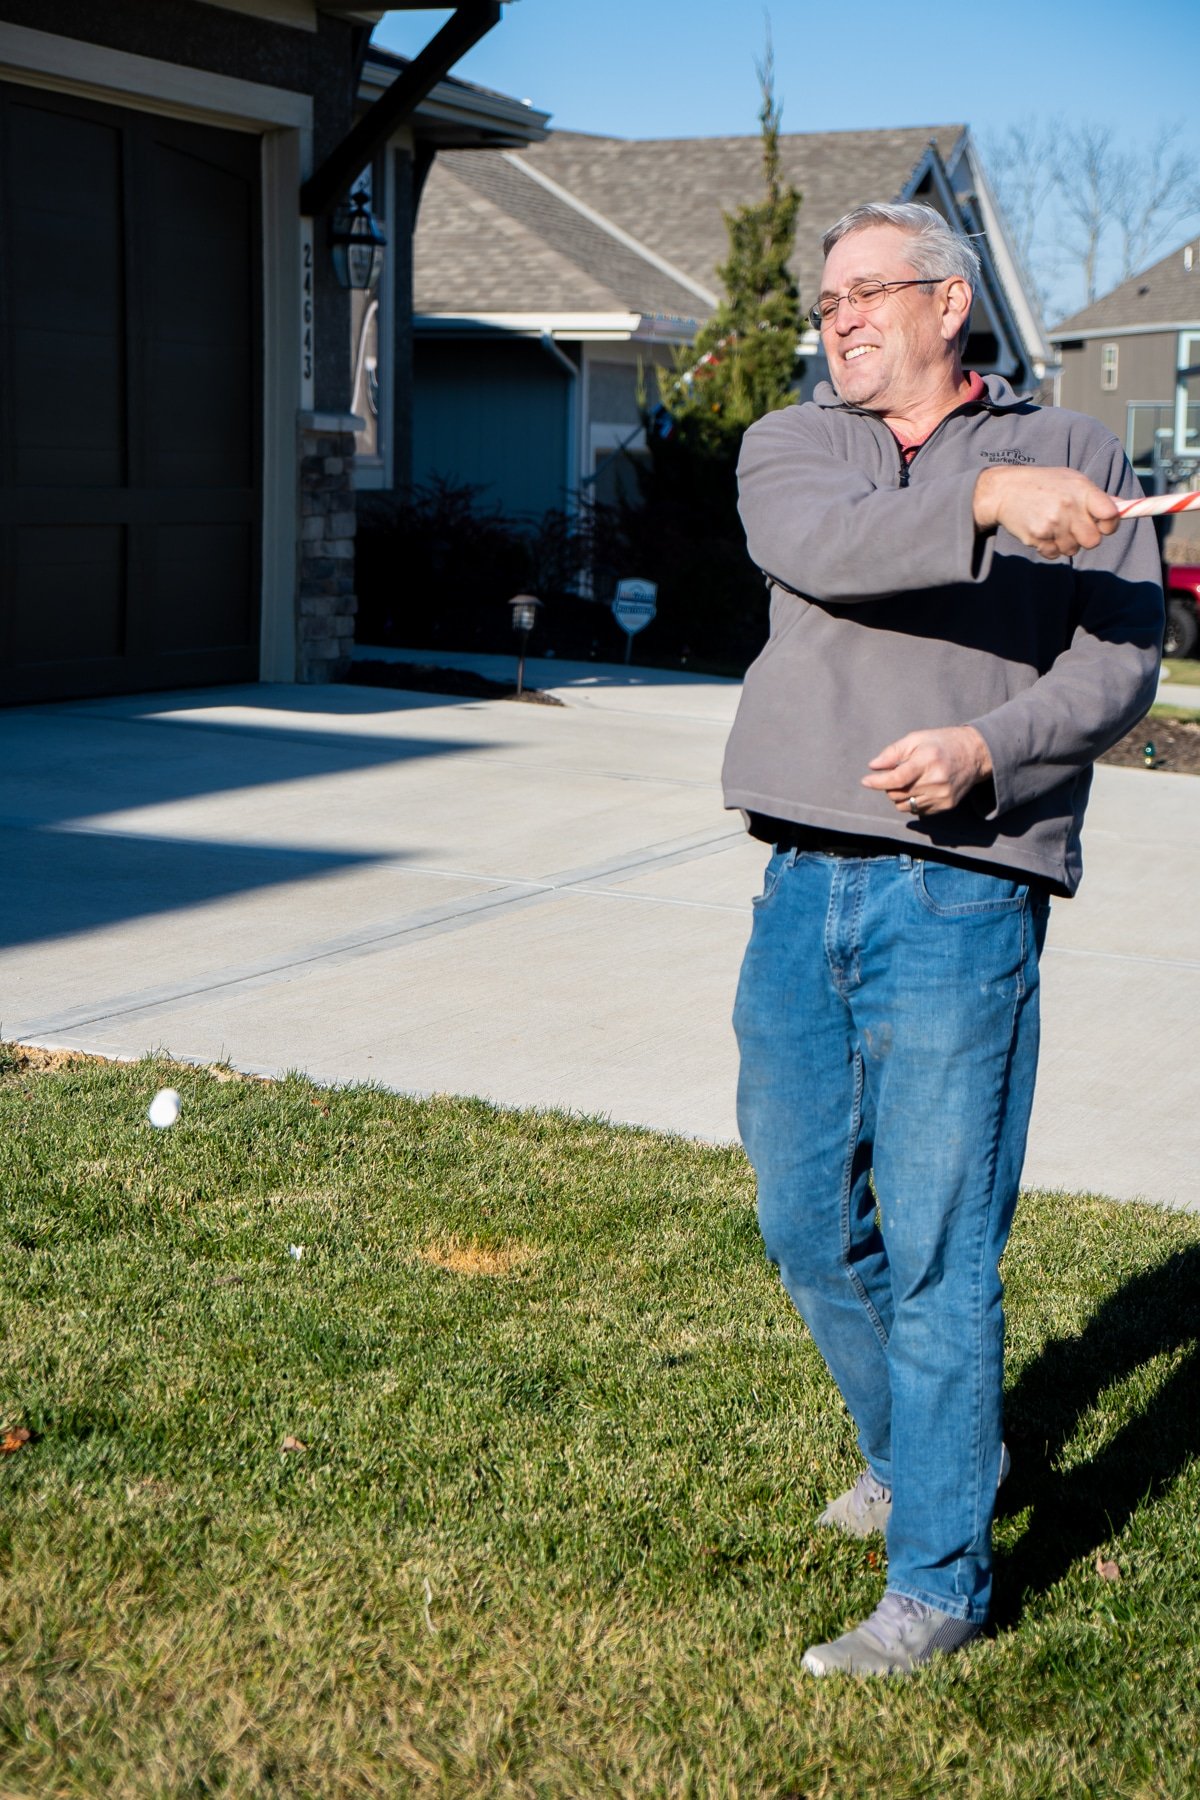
[{"left": 733, "top": 848, "right": 1049, "bottom": 1622}]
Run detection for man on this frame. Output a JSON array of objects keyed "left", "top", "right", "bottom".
[{"left": 723, "top": 202, "right": 1162, "bottom": 1676}]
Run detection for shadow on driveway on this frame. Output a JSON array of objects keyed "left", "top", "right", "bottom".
[
  {"left": 1, "top": 686, "right": 499, "bottom": 949},
  {"left": 4, "top": 826, "right": 390, "bottom": 949}
]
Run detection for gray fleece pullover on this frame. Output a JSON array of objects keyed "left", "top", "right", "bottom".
[{"left": 721, "top": 374, "right": 1164, "bottom": 895}]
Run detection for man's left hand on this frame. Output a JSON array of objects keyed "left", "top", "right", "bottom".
[{"left": 862, "top": 726, "right": 993, "bottom": 815}]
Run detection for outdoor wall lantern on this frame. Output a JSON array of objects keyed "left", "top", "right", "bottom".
[
  {"left": 507, "top": 594, "right": 543, "bottom": 696},
  {"left": 329, "top": 189, "right": 387, "bottom": 291}
]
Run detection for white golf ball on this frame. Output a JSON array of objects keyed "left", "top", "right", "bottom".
[{"left": 147, "top": 1087, "right": 182, "bottom": 1129}]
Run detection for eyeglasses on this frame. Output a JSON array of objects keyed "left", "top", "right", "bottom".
[{"left": 808, "top": 277, "right": 937, "bottom": 332}]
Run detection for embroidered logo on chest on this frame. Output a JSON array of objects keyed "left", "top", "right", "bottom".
[{"left": 980, "top": 450, "right": 1037, "bottom": 465}]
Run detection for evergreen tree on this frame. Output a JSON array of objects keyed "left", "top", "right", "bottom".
[
  {"left": 652, "top": 33, "right": 802, "bottom": 457},
  {"left": 610, "top": 35, "right": 801, "bottom": 671}
]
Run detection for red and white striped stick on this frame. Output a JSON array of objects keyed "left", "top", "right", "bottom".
[{"left": 1116, "top": 490, "right": 1200, "bottom": 519}]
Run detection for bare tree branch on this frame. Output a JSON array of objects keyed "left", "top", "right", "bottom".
[
  {"left": 988, "top": 116, "right": 1200, "bottom": 317},
  {"left": 983, "top": 117, "right": 1069, "bottom": 315},
  {"left": 1112, "top": 126, "right": 1200, "bottom": 279},
  {"left": 1053, "top": 123, "right": 1118, "bottom": 307},
  {"left": 984, "top": 118, "right": 1061, "bottom": 276}
]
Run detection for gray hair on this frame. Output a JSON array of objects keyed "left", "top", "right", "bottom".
[
  {"left": 822, "top": 201, "right": 981, "bottom": 288},
  {"left": 822, "top": 202, "right": 979, "bottom": 353}
]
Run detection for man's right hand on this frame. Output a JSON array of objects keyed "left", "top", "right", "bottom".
[{"left": 973, "top": 465, "right": 1121, "bottom": 559}]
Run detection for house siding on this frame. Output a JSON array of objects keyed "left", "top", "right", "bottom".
[
  {"left": 588, "top": 359, "right": 645, "bottom": 428},
  {"left": 1056, "top": 330, "right": 1194, "bottom": 476},
  {"left": 1058, "top": 332, "right": 1176, "bottom": 439},
  {"left": 413, "top": 338, "right": 572, "bottom": 517}
]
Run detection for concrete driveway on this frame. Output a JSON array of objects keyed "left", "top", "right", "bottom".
[{"left": 3, "top": 653, "right": 1196, "bottom": 1212}]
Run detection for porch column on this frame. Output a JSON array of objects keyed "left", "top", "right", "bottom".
[{"left": 296, "top": 408, "right": 364, "bottom": 682}]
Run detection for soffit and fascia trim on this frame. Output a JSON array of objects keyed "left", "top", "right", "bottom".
[
  {"left": 1051, "top": 321, "right": 1200, "bottom": 341},
  {"left": 957, "top": 132, "right": 1054, "bottom": 367},
  {"left": 360, "top": 56, "right": 549, "bottom": 144},
  {"left": 901, "top": 139, "right": 1026, "bottom": 380},
  {"left": 0, "top": 20, "right": 313, "bottom": 129},
  {"left": 414, "top": 311, "right": 698, "bottom": 344}
]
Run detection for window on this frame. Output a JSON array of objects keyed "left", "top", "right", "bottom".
[
  {"left": 587, "top": 422, "right": 648, "bottom": 509},
  {"left": 1101, "top": 343, "right": 1119, "bottom": 391},
  {"left": 1177, "top": 332, "right": 1200, "bottom": 458},
  {"left": 348, "top": 159, "right": 388, "bottom": 483},
  {"left": 350, "top": 285, "right": 380, "bottom": 459}
]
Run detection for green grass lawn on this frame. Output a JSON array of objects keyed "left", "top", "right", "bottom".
[
  {"left": 1, "top": 1051, "right": 1197, "bottom": 1799},
  {"left": 1145, "top": 702, "right": 1199, "bottom": 723}
]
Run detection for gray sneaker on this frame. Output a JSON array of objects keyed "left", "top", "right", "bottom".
[
  {"left": 801, "top": 1590, "right": 982, "bottom": 1677},
  {"left": 816, "top": 1467, "right": 893, "bottom": 1538},
  {"left": 817, "top": 1443, "right": 1011, "bottom": 1540}
]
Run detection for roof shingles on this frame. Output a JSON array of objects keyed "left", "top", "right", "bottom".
[
  {"left": 414, "top": 125, "right": 965, "bottom": 321},
  {"left": 1052, "top": 239, "right": 1200, "bottom": 334},
  {"left": 414, "top": 162, "right": 628, "bottom": 313}
]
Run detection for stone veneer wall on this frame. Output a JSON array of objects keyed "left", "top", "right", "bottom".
[{"left": 297, "top": 409, "right": 363, "bottom": 683}]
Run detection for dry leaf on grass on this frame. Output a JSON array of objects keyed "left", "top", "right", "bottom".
[
  {"left": 125, "top": 1477, "right": 175, "bottom": 1502},
  {"left": 206, "top": 1063, "right": 276, "bottom": 1086},
  {"left": 281, "top": 1436, "right": 307, "bottom": 1454},
  {"left": 6, "top": 1045, "right": 92, "bottom": 1074},
  {"left": 1, "top": 1427, "right": 32, "bottom": 1454},
  {"left": 416, "top": 1235, "right": 539, "bottom": 1278},
  {"left": 1095, "top": 1553, "right": 1121, "bottom": 1582}
]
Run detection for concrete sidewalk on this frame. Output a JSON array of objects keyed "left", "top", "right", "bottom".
[
  {"left": 1158, "top": 673, "right": 1200, "bottom": 711},
  {"left": 3, "top": 656, "right": 1196, "bottom": 1211}
]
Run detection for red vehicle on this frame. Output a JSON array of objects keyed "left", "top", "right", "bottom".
[{"left": 1164, "top": 564, "right": 1200, "bottom": 660}]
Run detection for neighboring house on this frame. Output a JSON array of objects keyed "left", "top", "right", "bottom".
[
  {"left": 350, "top": 44, "right": 549, "bottom": 500},
  {"left": 0, "top": 1, "right": 546, "bottom": 704},
  {"left": 1050, "top": 239, "right": 1200, "bottom": 515},
  {"left": 412, "top": 123, "right": 1052, "bottom": 520}
]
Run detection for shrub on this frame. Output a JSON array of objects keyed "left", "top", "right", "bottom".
[{"left": 355, "top": 476, "right": 769, "bottom": 675}]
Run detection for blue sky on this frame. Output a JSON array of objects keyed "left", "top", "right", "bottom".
[
  {"left": 373, "top": 2, "right": 1194, "bottom": 143},
  {"left": 373, "top": 3, "right": 1200, "bottom": 315}
]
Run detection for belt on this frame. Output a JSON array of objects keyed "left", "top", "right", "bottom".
[
  {"left": 766, "top": 826, "right": 1054, "bottom": 900},
  {"left": 773, "top": 829, "right": 902, "bottom": 859}
]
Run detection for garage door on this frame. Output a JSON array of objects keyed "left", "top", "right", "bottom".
[{"left": 0, "top": 82, "right": 262, "bottom": 703}]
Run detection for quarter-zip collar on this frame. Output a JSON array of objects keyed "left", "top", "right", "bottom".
[
  {"left": 813, "top": 371, "right": 1027, "bottom": 488},
  {"left": 889, "top": 371, "right": 988, "bottom": 456},
  {"left": 812, "top": 371, "right": 1027, "bottom": 414}
]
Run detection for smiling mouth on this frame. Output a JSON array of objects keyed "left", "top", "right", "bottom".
[{"left": 844, "top": 345, "right": 877, "bottom": 362}]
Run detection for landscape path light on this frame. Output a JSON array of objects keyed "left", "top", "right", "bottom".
[{"left": 507, "top": 594, "right": 543, "bottom": 696}]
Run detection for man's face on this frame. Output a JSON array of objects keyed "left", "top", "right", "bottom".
[{"left": 818, "top": 224, "right": 955, "bottom": 413}]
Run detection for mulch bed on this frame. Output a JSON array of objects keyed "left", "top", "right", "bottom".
[
  {"left": 347, "top": 660, "right": 564, "bottom": 706},
  {"left": 1102, "top": 714, "right": 1200, "bottom": 775}
]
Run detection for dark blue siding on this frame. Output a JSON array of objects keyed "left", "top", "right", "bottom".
[{"left": 413, "top": 338, "right": 571, "bottom": 517}]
